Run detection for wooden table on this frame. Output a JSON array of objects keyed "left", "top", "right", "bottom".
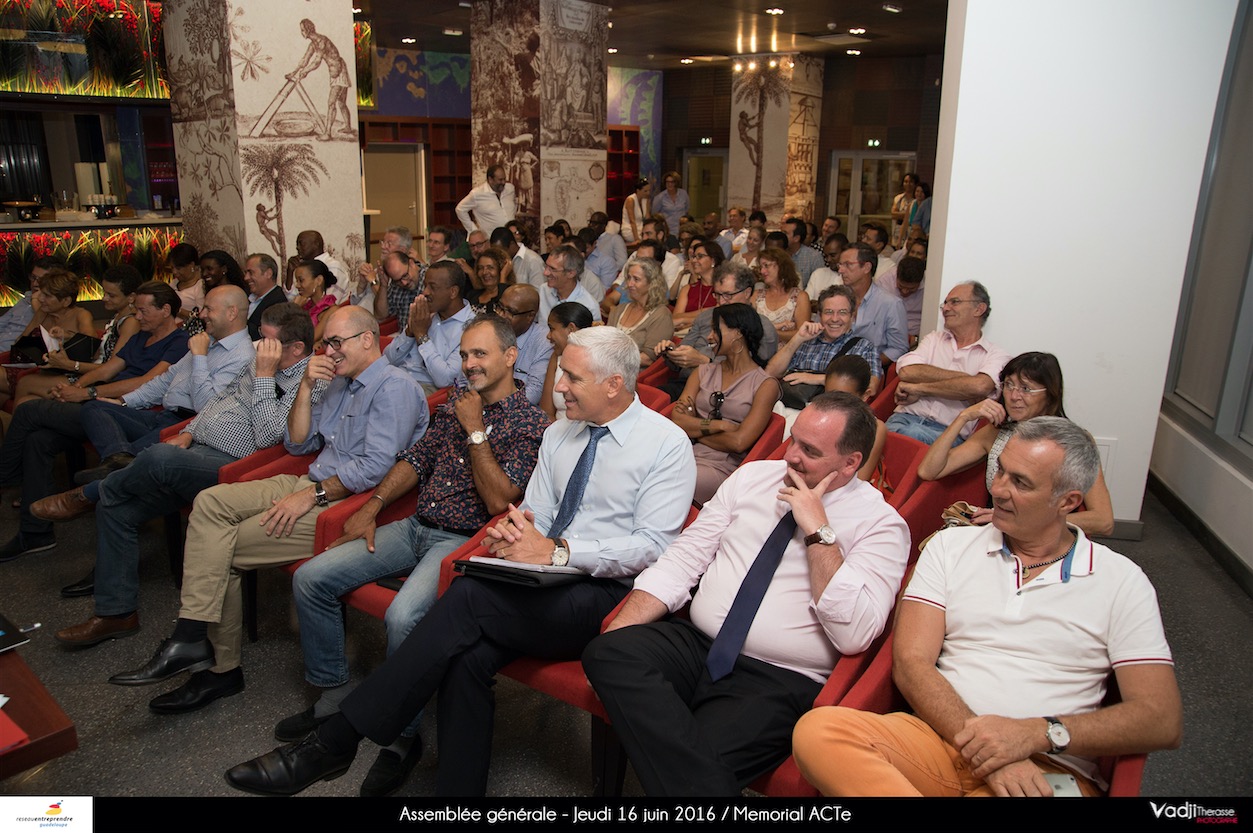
[{"left": 0, "top": 650, "right": 77, "bottom": 780}]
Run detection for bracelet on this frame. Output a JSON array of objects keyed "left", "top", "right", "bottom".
[
  {"left": 74, "top": 361, "right": 80, "bottom": 372},
  {"left": 369, "top": 494, "right": 385, "bottom": 506}
]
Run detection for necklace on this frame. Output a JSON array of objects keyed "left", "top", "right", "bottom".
[
  {"left": 1016, "top": 534, "right": 1078, "bottom": 579},
  {"left": 691, "top": 281, "right": 713, "bottom": 308}
]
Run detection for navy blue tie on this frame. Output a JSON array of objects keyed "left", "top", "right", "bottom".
[
  {"left": 706, "top": 511, "right": 797, "bottom": 681},
  {"left": 547, "top": 425, "right": 610, "bottom": 539}
]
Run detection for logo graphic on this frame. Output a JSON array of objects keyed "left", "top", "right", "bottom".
[{"left": 45, "top": 802, "right": 62, "bottom": 816}]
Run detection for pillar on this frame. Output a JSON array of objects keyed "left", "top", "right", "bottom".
[
  {"left": 163, "top": 0, "right": 364, "bottom": 273},
  {"left": 469, "top": 0, "right": 608, "bottom": 240}
]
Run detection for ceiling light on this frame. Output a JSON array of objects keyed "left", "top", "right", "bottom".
[
  {"left": 850, "top": 27, "right": 866, "bottom": 34},
  {"left": 733, "top": 61, "right": 743, "bottom": 72},
  {"left": 401, "top": 37, "right": 416, "bottom": 44},
  {"left": 443, "top": 28, "right": 463, "bottom": 36},
  {"left": 747, "top": 60, "right": 757, "bottom": 70},
  {"left": 846, "top": 49, "right": 861, "bottom": 56},
  {"left": 765, "top": 7, "right": 784, "bottom": 14},
  {"left": 608, "top": 47, "right": 618, "bottom": 54},
  {"left": 352, "top": 7, "right": 361, "bottom": 13},
  {"left": 680, "top": 58, "right": 694, "bottom": 64},
  {"left": 607, "top": 21, "right": 613, "bottom": 28},
  {"left": 882, "top": 4, "right": 902, "bottom": 12}
]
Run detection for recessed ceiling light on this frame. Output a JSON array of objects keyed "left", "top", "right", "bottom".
[
  {"left": 680, "top": 58, "right": 694, "bottom": 64},
  {"left": 882, "top": 3, "right": 902, "bottom": 13},
  {"left": 443, "top": 28, "right": 463, "bottom": 36},
  {"left": 352, "top": 7, "right": 362, "bottom": 13},
  {"left": 849, "top": 27, "right": 866, "bottom": 35},
  {"left": 765, "top": 7, "right": 784, "bottom": 14},
  {"left": 768, "top": 59, "right": 777, "bottom": 68},
  {"left": 846, "top": 49, "right": 861, "bottom": 56},
  {"left": 401, "top": 37, "right": 416, "bottom": 44},
  {"left": 607, "top": 21, "right": 613, "bottom": 28},
  {"left": 747, "top": 60, "right": 757, "bottom": 70},
  {"left": 607, "top": 47, "right": 618, "bottom": 54},
  {"left": 733, "top": 61, "right": 743, "bottom": 72}
]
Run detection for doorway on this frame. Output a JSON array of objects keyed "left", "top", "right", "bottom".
[
  {"left": 362, "top": 144, "right": 428, "bottom": 262},
  {"left": 827, "top": 152, "right": 917, "bottom": 240},
  {"left": 681, "top": 148, "right": 729, "bottom": 225}
]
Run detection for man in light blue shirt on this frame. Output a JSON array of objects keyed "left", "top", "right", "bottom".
[
  {"left": 384, "top": 261, "right": 473, "bottom": 395},
  {"left": 75, "top": 285, "right": 256, "bottom": 482},
  {"left": 109, "top": 306, "right": 427, "bottom": 712},
  {"left": 538, "top": 245, "right": 601, "bottom": 324},
  {"left": 224, "top": 327, "right": 696, "bottom": 798},
  {"left": 0, "top": 257, "right": 60, "bottom": 352},
  {"left": 584, "top": 211, "right": 627, "bottom": 289},
  {"left": 839, "top": 243, "right": 909, "bottom": 368},
  {"left": 498, "top": 283, "right": 553, "bottom": 406}
]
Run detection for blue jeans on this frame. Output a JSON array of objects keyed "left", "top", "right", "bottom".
[
  {"left": 80, "top": 400, "right": 183, "bottom": 459},
  {"left": 94, "top": 442, "right": 235, "bottom": 616},
  {"left": 292, "top": 515, "right": 465, "bottom": 688},
  {"left": 886, "top": 412, "right": 955, "bottom": 446},
  {"left": 0, "top": 399, "right": 88, "bottom": 537}
]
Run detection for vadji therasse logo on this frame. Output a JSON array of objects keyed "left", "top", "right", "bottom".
[
  {"left": 45, "top": 802, "right": 63, "bottom": 816},
  {"left": 1150, "top": 801, "right": 1239, "bottom": 824}
]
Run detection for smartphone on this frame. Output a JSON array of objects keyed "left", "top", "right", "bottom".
[{"left": 1043, "top": 772, "right": 1083, "bottom": 797}]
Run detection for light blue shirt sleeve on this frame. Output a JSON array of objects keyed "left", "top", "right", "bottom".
[
  {"left": 415, "top": 306, "right": 471, "bottom": 389},
  {"left": 515, "top": 323, "right": 554, "bottom": 406},
  {"left": 187, "top": 330, "right": 256, "bottom": 411},
  {"left": 524, "top": 399, "right": 697, "bottom": 580},
  {"left": 124, "top": 354, "right": 180, "bottom": 409},
  {"left": 0, "top": 295, "right": 34, "bottom": 353},
  {"left": 384, "top": 332, "right": 434, "bottom": 388}
]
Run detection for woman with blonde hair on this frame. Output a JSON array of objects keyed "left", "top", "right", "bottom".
[{"left": 608, "top": 258, "right": 674, "bottom": 368}]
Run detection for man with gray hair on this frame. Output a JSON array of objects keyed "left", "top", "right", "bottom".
[
  {"left": 657, "top": 261, "right": 779, "bottom": 399},
  {"left": 793, "top": 416, "right": 1182, "bottom": 797},
  {"left": 538, "top": 244, "right": 601, "bottom": 323},
  {"left": 887, "top": 280, "right": 1009, "bottom": 445},
  {"left": 225, "top": 326, "right": 696, "bottom": 797}
]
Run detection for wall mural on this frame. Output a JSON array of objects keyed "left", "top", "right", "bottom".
[
  {"left": 538, "top": 0, "right": 606, "bottom": 231},
  {"left": 608, "top": 67, "right": 662, "bottom": 186},
  {"left": 230, "top": 1, "right": 363, "bottom": 275},
  {"left": 374, "top": 48, "right": 471, "bottom": 119},
  {"left": 470, "top": 0, "right": 542, "bottom": 240},
  {"left": 729, "top": 58, "right": 793, "bottom": 222},
  {"left": 785, "top": 55, "right": 823, "bottom": 222}
]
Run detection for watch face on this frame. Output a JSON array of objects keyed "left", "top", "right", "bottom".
[{"left": 818, "top": 525, "right": 836, "bottom": 545}]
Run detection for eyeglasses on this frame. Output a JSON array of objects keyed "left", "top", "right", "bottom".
[
  {"left": 709, "top": 391, "right": 725, "bottom": 420},
  {"left": 836, "top": 260, "right": 860, "bottom": 270},
  {"left": 1002, "top": 380, "right": 1046, "bottom": 396},
  {"left": 323, "top": 331, "right": 368, "bottom": 351},
  {"left": 497, "top": 304, "right": 536, "bottom": 318},
  {"left": 941, "top": 298, "right": 978, "bottom": 307},
  {"left": 712, "top": 288, "right": 748, "bottom": 302},
  {"left": 690, "top": 252, "right": 711, "bottom": 260}
]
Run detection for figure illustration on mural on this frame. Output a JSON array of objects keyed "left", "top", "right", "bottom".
[
  {"left": 733, "top": 63, "right": 789, "bottom": 212},
  {"left": 247, "top": 19, "right": 356, "bottom": 142},
  {"left": 241, "top": 143, "right": 329, "bottom": 264}
]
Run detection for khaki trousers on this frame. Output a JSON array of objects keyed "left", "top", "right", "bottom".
[
  {"left": 792, "top": 707, "right": 1101, "bottom": 797},
  {"left": 177, "top": 474, "right": 342, "bottom": 672}
]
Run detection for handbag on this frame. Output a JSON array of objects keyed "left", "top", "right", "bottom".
[{"left": 61, "top": 332, "right": 103, "bottom": 362}]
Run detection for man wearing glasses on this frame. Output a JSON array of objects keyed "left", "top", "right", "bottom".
[
  {"left": 107, "top": 306, "right": 427, "bottom": 714},
  {"left": 887, "top": 281, "right": 1011, "bottom": 445},
  {"left": 837, "top": 243, "right": 909, "bottom": 371},
  {"left": 657, "top": 262, "right": 780, "bottom": 399},
  {"left": 538, "top": 245, "right": 601, "bottom": 323},
  {"left": 497, "top": 283, "right": 553, "bottom": 406}
]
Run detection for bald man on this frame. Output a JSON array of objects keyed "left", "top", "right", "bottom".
[
  {"left": 497, "top": 283, "right": 553, "bottom": 406},
  {"left": 290, "top": 230, "right": 349, "bottom": 301},
  {"left": 74, "top": 284, "right": 257, "bottom": 483}
]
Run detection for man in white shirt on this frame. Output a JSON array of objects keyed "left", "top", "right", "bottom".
[
  {"left": 455, "top": 165, "right": 516, "bottom": 236},
  {"left": 538, "top": 245, "right": 601, "bottom": 323},
  {"left": 718, "top": 206, "right": 749, "bottom": 257},
  {"left": 490, "top": 227, "right": 545, "bottom": 289},
  {"left": 793, "top": 417, "right": 1181, "bottom": 797},
  {"left": 582, "top": 392, "right": 909, "bottom": 795}
]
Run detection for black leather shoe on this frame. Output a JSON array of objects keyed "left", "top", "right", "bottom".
[
  {"left": 149, "top": 668, "right": 244, "bottom": 714},
  {"left": 108, "top": 637, "right": 214, "bottom": 686},
  {"left": 360, "top": 739, "right": 422, "bottom": 797},
  {"left": 60, "top": 569, "right": 95, "bottom": 598},
  {"left": 225, "top": 734, "right": 356, "bottom": 796},
  {"left": 73, "top": 452, "right": 135, "bottom": 486},
  {"left": 275, "top": 706, "right": 332, "bottom": 743},
  {"left": 0, "top": 533, "right": 55, "bottom": 563}
]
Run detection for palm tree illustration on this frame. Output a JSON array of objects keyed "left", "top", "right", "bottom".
[
  {"left": 733, "top": 63, "right": 789, "bottom": 210},
  {"left": 240, "top": 143, "right": 329, "bottom": 263}
]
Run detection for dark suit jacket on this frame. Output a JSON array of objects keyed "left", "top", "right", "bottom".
[{"left": 247, "top": 285, "right": 287, "bottom": 339}]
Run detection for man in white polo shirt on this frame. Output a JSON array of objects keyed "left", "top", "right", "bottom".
[{"left": 792, "top": 417, "right": 1182, "bottom": 797}]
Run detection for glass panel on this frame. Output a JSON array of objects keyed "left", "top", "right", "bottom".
[
  {"left": 859, "top": 158, "right": 912, "bottom": 241},
  {"left": 685, "top": 153, "right": 726, "bottom": 224},
  {"left": 833, "top": 156, "right": 853, "bottom": 233}
]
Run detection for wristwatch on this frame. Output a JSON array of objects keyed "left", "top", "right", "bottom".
[
  {"left": 550, "top": 538, "right": 570, "bottom": 567},
  {"left": 312, "top": 480, "right": 329, "bottom": 507},
  {"left": 1044, "top": 716, "right": 1070, "bottom": 753},
  {"left": 468, "top": 430, "right": 489, "bottom": 446},
  {"left": 804, "top": 524, "right": 836, "bottom": 547},
  {"left": 87, "top": 385, "right": 98, "bottom": 400}
]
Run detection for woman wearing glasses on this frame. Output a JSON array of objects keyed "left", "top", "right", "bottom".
[
  {"left": 672, "top": 241, "right": 725, "bottom": 333},
  {"left": 915, "top": 351, "right": 1114, "bottom": 535},
  {"left": 670, "top": 303, "right": 780, "bottom": 506}
]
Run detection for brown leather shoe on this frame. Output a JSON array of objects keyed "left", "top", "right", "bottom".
[
  {"left": 55, "top": 613, "right": 140, "bottom": 647},
  {"left": 31, "top": 487, "right": 94, "bottom": 522}
]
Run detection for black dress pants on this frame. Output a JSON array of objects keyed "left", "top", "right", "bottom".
[
  {"left": 582, "top": 618, "right": 822, "bottom": 796},
  {"left": 339, "top": 574, "right": 629, "bottom": 796}
]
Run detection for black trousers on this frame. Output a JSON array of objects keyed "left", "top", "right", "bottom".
[
  {"left": 582, "top": 618, "right": 822, "bottom": 796},
  {"left": 339, "top": 575, "right": 629, "bottom": 796}
]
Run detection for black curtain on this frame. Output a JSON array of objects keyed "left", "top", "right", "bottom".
[{"left": 0, "top": 111, "right": 53, "bottom": 204}]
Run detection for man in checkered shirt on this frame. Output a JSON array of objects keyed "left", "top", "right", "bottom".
[{"left": 43, "top": 304, "right": 317, "bottom": 650}]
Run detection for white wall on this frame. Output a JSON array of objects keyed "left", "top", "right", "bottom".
[{"left": 927, "top": 0, "right": 1240, "bottom": 525}]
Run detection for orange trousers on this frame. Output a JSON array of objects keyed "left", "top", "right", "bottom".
[{"left": 792, "top": 707, "right": 1101, "bottom": 797}]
